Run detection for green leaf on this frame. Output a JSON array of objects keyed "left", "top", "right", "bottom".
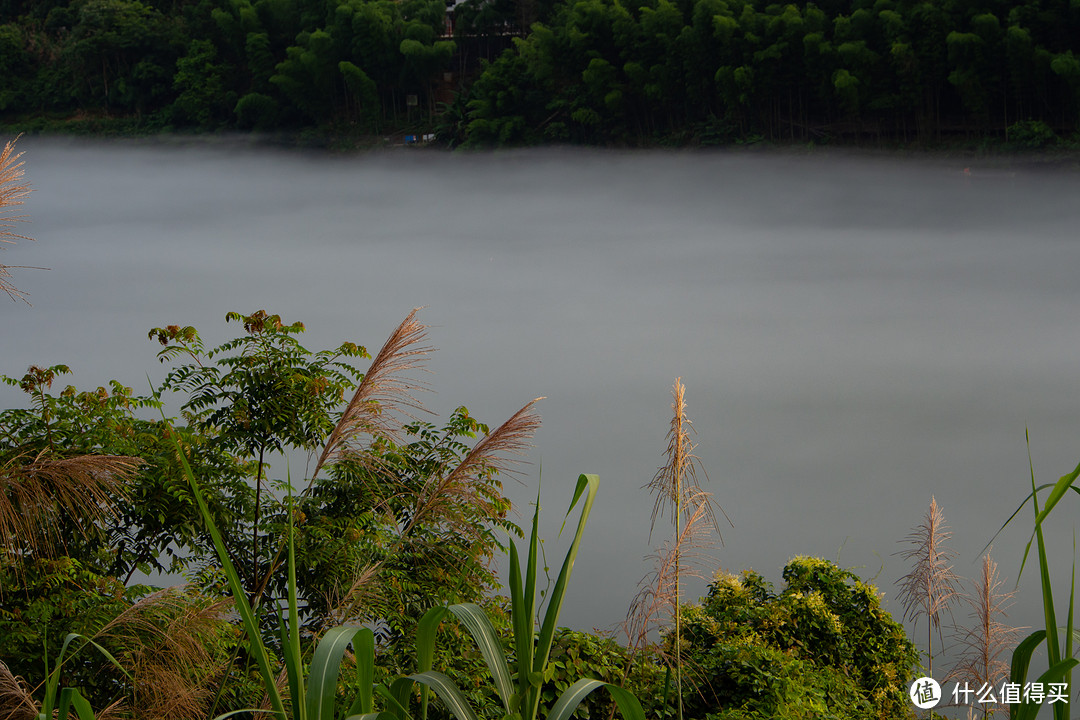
[
  {"left": 345, "top": 628, "right": 377, "bottom": 717},
  {"left": 408, "top": 671, "right": 480, "bottom": 720},
  {"left": 534, "top": 475, "right": 597, "bottom": 679},
  {"left": 548, "top": 679, "right": 646, "bottom": 720},
  {"left": 308, "top": 627, "right": 368, "bottom": 720},
  {"left": 447, "top": 603, "right": 515, "bottom": 712}
]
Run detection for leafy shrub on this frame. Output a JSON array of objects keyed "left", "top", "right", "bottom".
[
  {"left": 677, "top": 557, "right": 918, "bottom": 720},
  {"left": 1007, "top": 120, "right": 1057, "bottom": 149},
  {"left": 0, "top": 556, "right": 133, "bottom": 704}
]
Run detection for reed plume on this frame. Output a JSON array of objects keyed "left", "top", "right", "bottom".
[
  {"left": 311, "top": 307, "right": 432, "bottom": 480},
  {"left": 324, "top": 399, "right": 541, "bottom": 629},
  {"left": 637, "top": 378, "right": 730, "bottom": 720},
  {"left": 624, "top": 489, "right": 716, "bottom": 653},
  {"left": 252, "top": 309, "right": 434, "bottom": 604},
  {"left": 0, "top": 136, "right": 33, "bottom": 303},
  {"left": 946, "top": 552, "right": 1022, "bottom": 719},
  {"left": 896, "top": 495, "right": 960, "bottom": 679},
  {"left": 404, "top": 397, "right": 541, "bottom": 540}
]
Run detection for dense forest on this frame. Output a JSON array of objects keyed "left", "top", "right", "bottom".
[{"left": 3, "top": 0, "right": 1080, "bottom": 145}]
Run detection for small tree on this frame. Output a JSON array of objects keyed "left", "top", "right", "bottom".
[{"left": 150, "top": 309, "right": 369, "bottom": 597}]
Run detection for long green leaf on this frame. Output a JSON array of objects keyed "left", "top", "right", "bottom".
[
  {"left": 526, "top": 474, "right": 597, "bottom": 720},
  {"left": 1010, "top": 631, "right": 1046, "bottom": 720},
  {"left": 524, "top": 482, "right": 540, "bottom": 656},
  {"left": 534, "top": 475, "right": 596, "bottom": 674},
  {"left": 56, "top": 688, "right": 77, "bottom": 720},
  {"left": 308, "top": 627, "right": 367, "bottom": 720},
  {"left": 1065, "top": 535, "right": 1077, "bottom": 720},
  {"left": 58, "top": 688, "right": 96, "bottom": 720},
  {"left": 345, "top": 628, "right": 377, "bottom": 718},
  {"left": 519, "top": 483, "right": 543, "bottom": 716},
  {"left": 548, "top": 679, "right": 646, "bottom": 720},
  {"left": 382, "top": 676, "right": 418, "bottom": 720},
  {"left": 43, "top": 634, "right": 129, "bottom": 720},
  {"left": 447, "top": 603, "right": 515, "bottom": 712},
  {"left": 1034, "top": 659, "right": 1078, "bottom": 720},
  {"left": 508, "top": 534, "right": 531, "bottom": 705},
  {"left": 163, "top": 420, "right": 287, "bottom": 718},
  {"left": 417, "top": 606, "right": 450, "bottom": 720},
  {"left": 1035, "top": 458, "right": 1080, "bottom": 527},
  {"left": 407, "top": 671, "right": 480, "bottom": 720},
  {"left": 286, "top": 477, "right": 305, "bottom": 720},
  {"left": 279, "top": 615, "right": 303, "bottom": 720},
  {"left": 346, "top": 712, "right": 401, "bottom": 720},
  {"left": 1031, "top": 451, "right": 1061, "bottom": 670},
  {"left": 982, "top": 482, "right": 1073, "bottom": 559}
]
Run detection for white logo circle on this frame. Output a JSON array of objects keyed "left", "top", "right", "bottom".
[{"left": 910, "top": 677, "right": 942, "bottom": 709}]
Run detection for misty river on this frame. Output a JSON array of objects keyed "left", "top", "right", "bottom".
[{"left": 5, "top": 137, "right": 1080, "bottom": 671}]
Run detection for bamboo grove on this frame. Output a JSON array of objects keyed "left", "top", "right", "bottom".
[{"left": 3, "top": 0, "right": 1080, "bottom": 145}]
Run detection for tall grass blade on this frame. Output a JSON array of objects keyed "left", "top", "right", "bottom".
[
  {"left": 279, "top": 616, "right": 303, "bottom": 720},
  {"left": 374, "top": 678, "right": 415, "bottom": 720},
  {"left": 162, "top": 419, "right": 287, "bottom": 718},
  {"left": 1001, "top": 434, "right": 1080, "bottom": 720},
  {"left": 285, "top": 475, "right": 305, "bottom": 720},
  {"left": 344, "top": 628, "right": 377, "bottom": 718},
  {"left": 417, "top": 606, "right": 450, "bottom": 720},
  {"left": 1029, "top": 449, "right": 1061, "bottom": 675},
  {"left": 507, "top": 537, "right": 531, "bottom": 703},
  {"left": 1065, "top": 534, "right": 1076, "bottom": 720},
  {"left": 55, "top": 687, "right": 95, "bottom": 720},
  {"left": 533, "top": 475, "right": 597, "bottom": 688},
  {"left": 1010, "top": 631, "right": 1045, "bottom": 720}
]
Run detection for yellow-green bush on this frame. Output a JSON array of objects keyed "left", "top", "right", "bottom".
[{"left": 676, "top": 557, "right": 918, "bottom": 720}]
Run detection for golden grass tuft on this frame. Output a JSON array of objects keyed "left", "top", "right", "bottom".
[
  {"left": 627, "top": 379, "right": 731, "bottom": 720},
  {"left": 312, "top": 307, "right": 433, "bottom": 480},
  {"left": 97, "top": 587, "right": 234, "bottom": 720},
  {"left": 624, "top": 489, "right": 717, "bottom": 652},
  {"left": 0, "top": 661, "right": 37, "bottom": 720},
  {"left": 323, "top": 399, "right": 542, "bottom": 628},
  {"left": 0, "top": 136, "right": 33, "bottom": 303},
  {"left": 0, "top": 451, "right": 140, "bottom": 562},
  {"left": 643, "top": 379, "right": 729, "bottom": 544}
]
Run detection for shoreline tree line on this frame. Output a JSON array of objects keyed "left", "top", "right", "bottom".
[{"left": 2, "top": 0, "right": 1080, "bottom": 146}]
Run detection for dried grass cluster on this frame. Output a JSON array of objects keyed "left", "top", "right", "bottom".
[
  {"left": 0, "top": 452, "right": 140, "bottom": 565},
  {"left": 0, "top": 137, "right": 32, "bottom": 303},
  {"left": 97, "top": 588, "right": 234, "bottom": 720}
]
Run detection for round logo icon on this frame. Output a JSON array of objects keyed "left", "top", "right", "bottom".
[{"left": 910, "top": 677, "right": 942, "bottom": 709}]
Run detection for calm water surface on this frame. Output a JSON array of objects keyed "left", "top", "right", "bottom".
[{"left": 5, "top": 138, "right": 1080, "bottom": 674}]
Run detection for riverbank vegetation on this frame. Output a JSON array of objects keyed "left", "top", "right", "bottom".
[
  {"left": 3, "top": 0, "right": 1080, "bottom": 147},
  {"left": 0, "top": 305, "right": 923, "bottom": 719}
]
